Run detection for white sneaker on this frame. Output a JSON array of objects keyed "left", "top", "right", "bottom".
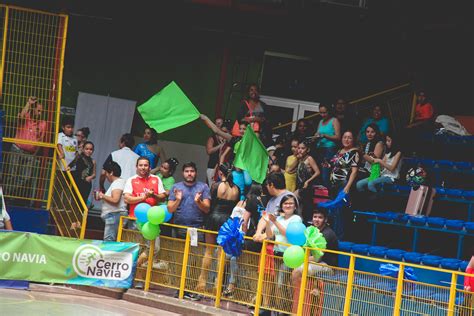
[{"left": 152, "top": 260, "right": 169, "bottom": 270}]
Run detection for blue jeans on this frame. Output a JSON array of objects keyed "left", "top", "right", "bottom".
[
  {"left": 102, "top": 212, "right": 123, "bottom": 241},
  {"left": 226, "top": 255, "right": 238, "bottom": 285},
  {"left": 316, "top": 146, "right": 337, "bottom": 188},
  {"left": 356, "top": 176, "right": 394, "bottom": 193}
]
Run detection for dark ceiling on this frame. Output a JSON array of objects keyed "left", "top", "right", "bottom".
[{"left": 5, "top": 0, "right": 474, "bottom": 114}]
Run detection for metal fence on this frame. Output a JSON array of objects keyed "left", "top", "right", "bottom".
[
  {"left": 48, "top": 148, "right": 89, "bottom": 239},
  {"left": 118, "top": 218, "right": 474, "bottom": 316},
  {"left": 0, "top": 5, "right": 68, "bottom": 209}
]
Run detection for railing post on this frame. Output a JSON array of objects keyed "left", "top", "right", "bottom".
[
  {"left": 214, "top": 247, "right": 226, "bottom": 308},
  {"left": 144, "top": 238, "right": 155, "bottom": 292},
  {"left": 117, "top": 216, "right": 125, "bottom": 242},
  {"left": 447, "top": 273, "right": 457, "bottom": 316},
  {"left": 0, "top": 6, "right": 9, "bottom": 97},
  {"left": 297, "top": 247, "right": 311, "bottom": 316},
  {"left": 254, "top": 240, "right": 268, "bottom": 315},
  {"left": 46, "top": 149, "right": 58, "bottom": 210},
  {"left": 179, "top": 229, "right": 191, "bottom": 299},
  {"left": 393, "top": 263, "right": 405, "bottom": 316},
  {"left": 343, "top": 255, "right": 356, "bottom": 316}
]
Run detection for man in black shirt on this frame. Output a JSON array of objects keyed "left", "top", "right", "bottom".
[{"left": 291, "top": 208, "right": 339, "bottom": 305}]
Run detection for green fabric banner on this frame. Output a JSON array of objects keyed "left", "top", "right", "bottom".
[
  {"left": 0, "top": 231, "right": 139, "bottom": 288},
  {"left": 233, "top": 126, "right": 269, "bottom": 184},
  {"left": 137, "top": 81, "right": 201, "bottom": 133}
]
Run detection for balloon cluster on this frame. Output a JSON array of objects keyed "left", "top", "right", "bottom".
[
  {"left": 283, "top": 222, "right": 307, "bottom": 268},
  {"left": 282, "top": 223, "right": 327, "bottom": 269},
  {"left": 134, "top": 203, "right": 173, "bottom": 240}
]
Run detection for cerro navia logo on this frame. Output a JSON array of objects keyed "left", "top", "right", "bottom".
[{"left": 72, "top": 245, "right": 132, "bottom": 280}]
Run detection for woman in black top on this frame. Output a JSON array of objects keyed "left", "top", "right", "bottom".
[
  {"left": 206, "top": 117, "right": 225, "bottom": 186},
  {"left": 69, "top": 141, "right": 96, "bottom": 204}
]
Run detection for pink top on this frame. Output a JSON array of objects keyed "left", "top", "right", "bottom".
[{"left": 14, "top": 113, "right": 47, "bottom": 153}]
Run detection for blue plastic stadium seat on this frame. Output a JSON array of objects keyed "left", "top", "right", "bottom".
[
  {"left": 462, "top": 190, "right": 474, "bottom": 199},
  {"left": 338, "top": 241, "right": 354, "bottom": 252},
  {"left": 394, "top": 213, "right": 410, "bottom": 223},
  {"left": 419, "top": 159, "right": 436, "bottom": 167},
  {"left": 403, "top": 157, "right": 417, "bottom": 166},
  {"left": 436, "top": 160, "right": 454, "bottom": 168},
  {"left": 409, "top": 215, "right": 427, "bottom": 226},
  {"left": 440, "top": 258, "right": 462, "bottom": 271},
  {"left": 455, "top": 161, "right": 473, "bottom": 170},
  {"left": 377, "top": 212, "right": 397, "bottom": 221},
  {"left": 411, "top": 288, "right": 436, "bottom": 299},
  {"left": 368, "top": 246, "right": 388, "bottom": 258},
  {"left": 460, "top": 261, "right": 469, "bottom": 272},
  {"left": 445, "top": 219, "right": 464, "bottom": 231},
  {"left": 435, "top": 187, "right": 447, "bottom": 195},
  {"left": 403, "top": 252, "right": 423, "bottom": 264},
  {"left": 426, "top": 217, "right": 446, "bottom": 228},
  {"left": 465, "top": 222, "right": 474, "bottom": 233},
  {"left": 352, "top": 244, "right": 370, "bottom": 255},
  {"left": 421, "top": 255, "right": 442, "bottom": 267},
  {"left": 445, "top": 189, "right": 464, "bottom": 197},
  {"left": 386, "top": 249, "right": 406, "bottom": 261},
  {"left": 394, "top": 185, "right": 411, "bottom": 193},
  {"left": 374, "top": 280, "right": 397, "bottom": 292}
]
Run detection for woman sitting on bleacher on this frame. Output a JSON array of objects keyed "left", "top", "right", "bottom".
[
  {"left": 356, "top": 123, "right": 385, "bottom": 184},
  {"left": 357, "top": 133, "right": 402, "bottom": 192},
  {"left": 326, "top": 130, "right": 360, "bottom": 239}
]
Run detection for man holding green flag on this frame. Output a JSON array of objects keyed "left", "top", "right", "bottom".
[
  {"left": 234, "top": 126, "right": 269, "bottom": 184},
  {"left": 138, "top": 81, "right": 201, "bottom": 133}
]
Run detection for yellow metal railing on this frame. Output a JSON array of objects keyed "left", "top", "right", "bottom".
[
  {"left": 48, "top": 148, "right": 89, "bottom": 239},
  {"left": 273, "top": 83, "right": 415, "bottom": 133},
  {"left": 0, "top": 5, "right": 68, "bottom": 211},
  {"left": 118, "top": 217, "right": 474, "bottom": 316}
]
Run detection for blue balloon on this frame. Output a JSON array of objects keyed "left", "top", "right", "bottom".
[
  {"left": 233, "top": 170, "right": 245, "bottom": 189},
  {"left": 134, "top": 202, "right": 151, "bottom": 223},
  {"left": 232, "top": 170, "right": 246, "bottom": 200},
  {"left": 162, "top": 205, "right": 173, "bottom": 222},
  {"left": 286, "top": 222, "right": 307, "bottom": 246},
  {"left": 243, "top": 170, "right": 252, "bottom": 186}
]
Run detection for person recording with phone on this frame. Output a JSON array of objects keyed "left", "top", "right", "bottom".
[{"left": 7, "top": 96, "right": 47, "bottom": 201}]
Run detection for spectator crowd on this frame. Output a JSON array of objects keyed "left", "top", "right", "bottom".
[{"left": 5, "top": 85, "right": 450, "bottom": 309}]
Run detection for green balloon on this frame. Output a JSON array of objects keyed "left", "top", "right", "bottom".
[
  {"left": 141, "top": 222, "right": 161, "bottom": 240},
  {"left": 147, "top": 206, "right": 166, "bottom": 225},
  {"left": 283, "top": 245, "right": 305, "bottom": 268}
]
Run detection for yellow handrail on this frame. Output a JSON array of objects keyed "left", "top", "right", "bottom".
[
  {"left": 52, "top": 147, "right": 89, "bottom": 239},
  {"left": 117, "top": 219, "right": 473, "bottom": 316},
  {"left": 272, "top": 82, "right": 411, "bottom": 131}
]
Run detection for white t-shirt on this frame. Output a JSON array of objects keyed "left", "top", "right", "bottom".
[
  {"left": 109, "top": 147, "right": 140, "bottom": 182},
  {"left": 0, "top": 186, "right": 10, "bottom": 229},
  {"left": 381, "top": 153, "right": 402, "bottom": 179},
  {"left": 272, "top": 214, "right": 302, "bottom": 253},
  {"left": 57, "top": 132, "right": 78, "bottom": 171},
  {"left": 101, "top": 178, "right": 126, "bottom": 216}
]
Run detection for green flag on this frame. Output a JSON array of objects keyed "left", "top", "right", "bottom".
[
  {"left": 137, "top": 81, "right": 200, "bottom": 133},
  {"left": 234, "top": 126, "right": 269, "bottom": 184}
]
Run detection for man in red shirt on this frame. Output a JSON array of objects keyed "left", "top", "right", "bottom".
[
  {"left": 6, "top": 97, "right": 47, "bottom": 199},
  {"left": 407, "top": 91, "right": 435, "bottom": 128},
  {"left": 123, "top": 156, "right": 166, "bottom": 218}
]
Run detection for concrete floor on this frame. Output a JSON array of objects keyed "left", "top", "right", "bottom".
[{"left": 0, "top": 287, "right": 181, "bottom": 316}]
